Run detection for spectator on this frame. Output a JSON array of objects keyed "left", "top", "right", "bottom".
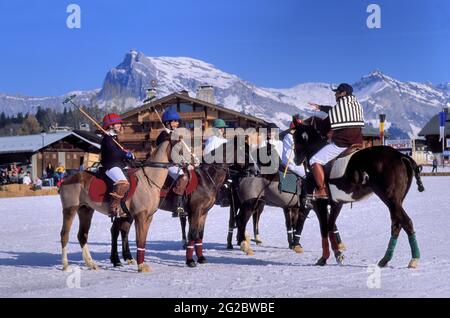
[
  {"left": 22, "top": 172, "right": 32, "bottom": 185},
  {"left": 31, "top": 177, "right": 43, "bottom": 190},
  {"left": 46, "top": 163, "right": 55, "bottom": 179},
  {"left": 9, "top": 168, "right": 18, "bottom": 183},
  {"left": 0, "top": 171, "right": 9, "bottom": 185},
  {"left": 56, "top": 163, "right": 66, "bottom": 181},
  {"left": 432, "top": 158, "right": 438, "bottom": 174},
  {"left": 18, "top": 170, "right": 26, "bottom": 184}
]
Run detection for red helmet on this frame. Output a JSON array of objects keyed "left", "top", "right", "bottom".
[
  {"left": 290, "top": 114, "right": 303, "bottom": 129},
  {"left": 102, "top": 113, "right": 124, "bottom": 129}
]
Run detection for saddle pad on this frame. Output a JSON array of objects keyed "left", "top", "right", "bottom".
[
  {"left": 88, "top": 170, "right": 138, "bottom": 203},
  {"left": 160, "top": 169, "right": 199, "bottom": 198},
  {"left": 278, "top": 171, "right": 298, "bottom": 194},
  {"left": 329, "top": 152, "right": 357, "bottom": 180}
]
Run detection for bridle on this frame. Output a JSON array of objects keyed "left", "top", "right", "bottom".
[{"left": 201, "top": 163, "right": 229, "bottom": 193}]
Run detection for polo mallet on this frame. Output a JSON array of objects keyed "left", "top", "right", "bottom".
[
  {"left": 283, "top": 144, "right": 294, "bottom": 178},
  {"left": 62, "top": 94, "right": 126, "bottom": 151}
]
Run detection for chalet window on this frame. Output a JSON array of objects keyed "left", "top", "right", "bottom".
[
  {"left": 180, "top": 103, "right": 193, "bottom": 113},
  {"left": 225, "top": 121, "right": 238, "bottom": 128},
  {"left": 185, "top": 121, "right": 195, "bottom": 129}
]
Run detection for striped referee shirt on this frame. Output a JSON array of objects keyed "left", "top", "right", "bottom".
[{"left": 322, "top": 95, "right": 364, "bottom": 130}]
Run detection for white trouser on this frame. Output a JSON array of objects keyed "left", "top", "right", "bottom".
[
  {"left": 309, "top": 143, "right": 347, "bottom": 166},
  {"left": 105, "top": 167, "right": 127, "bottom": 183},
  {"left": 287, "top": 162, "right": 306, "bottom": 178},
  {"left": 168, "top": 166, "right": 184, "bottom": 180}
]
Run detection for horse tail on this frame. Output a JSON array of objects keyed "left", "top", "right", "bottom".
[{"left": 402, "top": 156, "right": 425, "bottom": 193}]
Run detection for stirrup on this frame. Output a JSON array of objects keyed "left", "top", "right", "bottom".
[
  {"left": 176, "top": 206, "right": 186, "bottom": 218},
  {"left": 312, "top": 188, "right": 329, "bottom": 200}
]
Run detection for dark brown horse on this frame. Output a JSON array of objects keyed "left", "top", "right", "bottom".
[{"left": 293, "top": 117, "right": 424, "bottom": 268}]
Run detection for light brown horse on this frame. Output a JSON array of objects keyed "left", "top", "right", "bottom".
[{"left": 59, "top": 140, "right": 172, "bottom": 273}]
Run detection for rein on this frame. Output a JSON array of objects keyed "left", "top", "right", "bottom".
[
  {"left": 201, "top": 164, "right": 228, "bottom": 193},
  {"left": 140, "top": 166, "right": 164, "bottom": 190}
]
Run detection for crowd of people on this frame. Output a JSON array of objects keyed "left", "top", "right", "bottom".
[{"left": 0, "top": 162, "right": 65, "bottom": 189}]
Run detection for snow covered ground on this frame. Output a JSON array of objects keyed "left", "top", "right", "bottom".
[{"left": 0, "top": 176, "right": 449, "bottom": 298}]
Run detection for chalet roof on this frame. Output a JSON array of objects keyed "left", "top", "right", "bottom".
[
  {"left": 121, "top": 92, "right": 267, "bottom": 125},
  {"left": 418, "top": 113, "right": 450, "bottom": 136},
  {"left": 0, "top": 131, "right": 101, "bottom": 154}
]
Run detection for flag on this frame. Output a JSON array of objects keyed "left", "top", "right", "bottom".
[{"left": 439, "top": 111, "right": 446, "bottom": 142}]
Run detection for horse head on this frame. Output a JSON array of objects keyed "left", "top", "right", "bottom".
[{"left": 293, "top": 116, "right": 328, "bottom": 164}]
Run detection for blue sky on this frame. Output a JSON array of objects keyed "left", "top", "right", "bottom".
[{"left": 0, "top": 0, "right": 449, "bottom": 96}]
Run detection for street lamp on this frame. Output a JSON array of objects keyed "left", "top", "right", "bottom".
[{"left": 41, "top": 130, "right": 46, "bottom": 178}]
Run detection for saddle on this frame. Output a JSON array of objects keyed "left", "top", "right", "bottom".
[
  {"left": 87, "top": 169, "right": 139, "bottom": 203},
  {"left": 160, "top": 169, "right": 199, "bottom": 198},
  {"left": 324, "top": 144, "right": 364, "bottom": 202}
]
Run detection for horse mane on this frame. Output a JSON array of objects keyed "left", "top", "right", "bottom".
[{"left": 146, "top": 140, "right": 172, "bottom": 163}]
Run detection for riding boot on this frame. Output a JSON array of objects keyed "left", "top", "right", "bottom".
[
  {"left": 311, "top": 163, "right": 329, "bottom": 199},
  {"left": 173, "top": 175, "right": 189, "bottom": 217},
  {"left": 109, "top": 180, "right": 130, "bottom": 218}
]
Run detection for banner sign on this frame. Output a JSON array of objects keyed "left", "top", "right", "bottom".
[{"left": 385, "top": 139, "right": 412, "bottom": 150}]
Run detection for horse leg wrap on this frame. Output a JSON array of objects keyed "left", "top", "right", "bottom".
[
  {"left": 194, "top": 239, "right": 203, "bottom": 257},
  {"left": 321, "top": 238, "right": 330, "bottom": 259},
  {"left": 137, "top": 248, "right": 145, "bottom": 265},
  {"left": 293, "top": 234, "right": 301, "bottom": 246},
  {"left": 186, "top": 240, "right": 195, "bottom": 261},
  {"left": 381, "top": 236, "right": 398, "bottom": 264},
  {"left": 328, "top": 231, "right": 339, "bottom": 252},
  {"left": 408, "top": 233, "right": 420, "bottom": 259}
]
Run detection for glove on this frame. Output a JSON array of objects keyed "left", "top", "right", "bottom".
[{"left": 125, "top": 151, "right": 135, "bottom": 160}]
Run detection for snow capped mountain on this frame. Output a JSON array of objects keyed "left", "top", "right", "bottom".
[
  {"left": 1, "top": 50, "right": 449, "bottom": 137},
  {"left": 352, "top": 70, "right": 448, "bottom": 137},
  {"left": 0, "top": 90, "right": 98, "bottom": 116}
]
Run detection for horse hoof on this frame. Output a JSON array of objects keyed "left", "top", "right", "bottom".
[
  {"left": 293, "top": 245, "right": 304, "bottom": 254},
  {"left": 186, "top": 259, "right": 197, "bottom": 268},
  {"left": 182, "top": 240, "right": 187, "bottom": 250},
  {"left": 408, "top": 258, "right": 419, "bottom": 269},
  {"left": 377, "top": 258, "right": 389, "bottom": 268},
  {"left": 226, "top": 244, "right": 233, "bottom": 250},
  {"left": 126, "top": 258, "right": 136, "bottom": 265},
  {"left": 315, "top": 257, "right": 327, "bottom": 266},
  {"left": 138, "top": 263, "right": 151, "bottom": 273},
  {"left": 62, "top": 265, "right": 72, "bottom": 272},
  {"left": 338, "top": 243, "right": 347, "bottom": 252},
  {"left": 113, "top": 262, "right": 123, "bottom": 267},
  {"left": 197, "top": 256, "right": 208, "bottom": 264},
  {"left": 335, "top": 253, "right": 345, "bottom": 264},
  {"left": 252, "top": 238, "right": 263, "bottom": 246},
  {"left": 240, "top": 242, "right": 254, "bottom": 256},
  {"left": 87, "top": 263, "right": 99, "bottom": 270}
]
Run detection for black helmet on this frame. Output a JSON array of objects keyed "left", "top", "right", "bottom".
[
  {"left": 266, "top": 122, "right": 279, "bottom": 130},
  {"left": 332, "top": 83, "right": 353, "bottom": 95}
]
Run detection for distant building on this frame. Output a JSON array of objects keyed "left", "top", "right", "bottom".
[
  {"left": 0, "top": 130, "right": 101, "bottom": 178},
  {"left": 120, "top": 91, "right": 267, "bottom": 159},
  {"left": 418, "top": 107, "right": 450, "bottom": 154}
]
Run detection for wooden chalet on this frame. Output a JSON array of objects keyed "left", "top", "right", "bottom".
[{"left": 120, "top": 90, "right": 268, "bottom": 159}]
